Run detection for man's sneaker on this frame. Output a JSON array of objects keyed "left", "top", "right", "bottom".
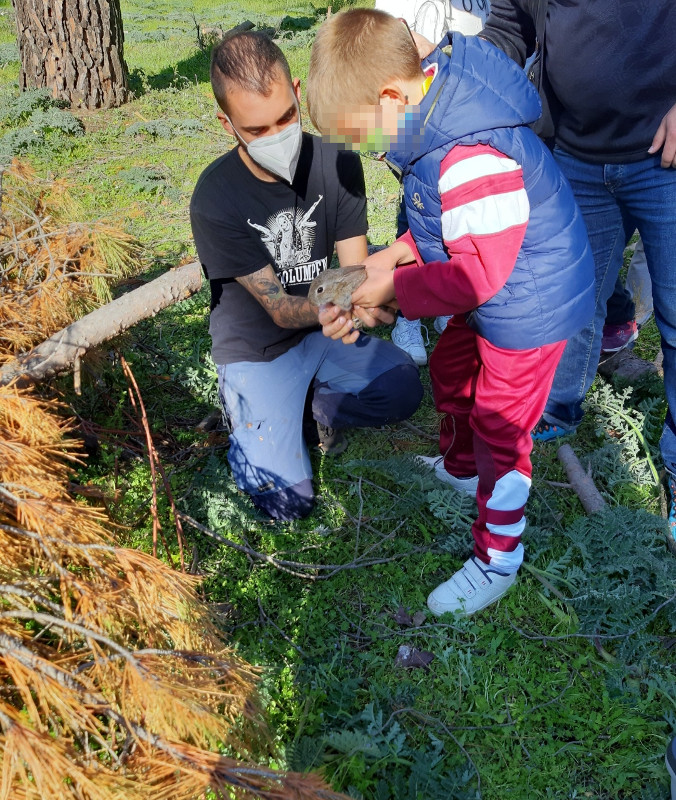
[
  {"left": 415, "top": 454, "right": 478, "bottom": 495},
  {"left": 433, "top": 315, "right": 453, "bottom": 335},
  {"left": 667, "top": 473, "right": 676, "bottom": 555},
  {"left": 317, "top": 422, "right": 348, "bottom": 456},
  {"left": 531, "top": 417, "right": 569, "bottom": 443},
  {"left": 391, "top": 317, "right": 428, "bottom": 366},
  {"left": 427, "top": 556, "right": 517, "bottom": 616},
  {"left": 601, "top": 320, "right": 638, "bottom": 354}
]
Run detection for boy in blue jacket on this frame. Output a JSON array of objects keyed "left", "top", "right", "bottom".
[{"left": 307, "top": 8, "right": 594, "bottom": 615}]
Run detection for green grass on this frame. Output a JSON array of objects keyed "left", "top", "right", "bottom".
[{"left": 4, "top": 2, "right": 676, "bottom": 798}]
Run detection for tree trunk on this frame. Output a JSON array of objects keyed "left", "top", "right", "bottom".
[
  {"left": 13, "top": 0, "right": 128, "bottom": 109},
  {"left": 0, "top": 262, "right": 202, "bottom": 388}
]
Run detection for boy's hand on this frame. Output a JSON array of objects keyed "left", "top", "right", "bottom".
[
  {"left": 352, "top": 267, "right": 398, "bottom": 309},
  {"left": 364, "top": 240, "right": 416, "bottom": 271}
]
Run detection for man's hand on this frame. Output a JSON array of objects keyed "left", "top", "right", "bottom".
[
  {"left": 649, "top": 101, "right": 676, "bottom": 168},
  {"left": 351, "top": 267, "right": 398, "bottom": 309},
  {"left": 318, "top": 303, "right": 396, "bottom": 344}
]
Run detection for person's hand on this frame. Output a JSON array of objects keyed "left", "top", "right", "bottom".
[
  {"left": 412, "top": 30, "right": 436, "bottom": 59},
  {"left": 318, "top": 302, "right": 397, "bottom": 345},
  {"left": 363, "top": 246, "right": 400, "bottom": 271},
  {"left": 318, "top": 302, "right": 359, "bottom": 344},
  {"left": 649, "top": 101, "right": 676, "bottom": 168},
  {"left": 352, "top": 267, "right": 397, "bottom": 309},
  {"left": 364, "top": 240, "right": 416, "bottom": 271}
]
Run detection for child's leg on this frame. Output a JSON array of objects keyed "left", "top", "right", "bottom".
[
  {"left": 427, "top": 336, "right": 567, "bottom": 616},
  {"left": 428, "top": 314, "right": 479, "bottom": 479},
  {"left": 470, "top": 337, "right": 567, "bottom": 573}
]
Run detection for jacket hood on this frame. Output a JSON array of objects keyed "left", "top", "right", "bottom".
[{"left": 387, "top": 32, "right": 542, "bottom": 171}]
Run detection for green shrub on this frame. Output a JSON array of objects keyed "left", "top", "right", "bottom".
[
  {"left": 0, "top": 43, "right": 19, "bottom": 67},
  {"left": 0, "top": 87, "right": 68, "bottom": 126},
  {"left": 0, "top": 107, "right": 84, "bottom": 159}
]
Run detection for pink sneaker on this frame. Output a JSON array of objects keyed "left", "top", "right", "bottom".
[{"left": 601, "top": 320, "right": 638, "bottom": 354}]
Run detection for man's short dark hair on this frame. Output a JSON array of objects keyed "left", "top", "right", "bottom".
[{"left": 210, "top": 31, "right": 292, "bottom": 112}]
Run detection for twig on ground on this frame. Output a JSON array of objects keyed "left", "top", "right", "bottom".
[
  {"left": 120, "top": 355, "right": 187, "bottom": 571},
  {"left": 557, "top": 444, "right": 607, "bottom": 514},
  {"left": 257, "top": 599, "right": 307, "bottom": 658},
  {"left": 177, "top": 511, "right": 425, "bottom": 581},
  {"left": 507, "top": 589, "right": 676, "bottom": 644},
  {"left": 382, "top": 708, "right": 482, "bottom": 796},
  {"left": 399, "top": 419, "right": 438, "bottom": 442},
  {"left": 121, "top": 357, "right": 166, "bottom": 563},
  {"left": 354, "top": 476, "right": 363, "bottom": 561}
]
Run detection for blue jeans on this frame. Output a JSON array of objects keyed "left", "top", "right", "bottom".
[
  {"left": 544, "top": 149, "right": 676, "bottom": 476},
  {"left": 218, "top": 331, "right": 422, "bottom": 520}
]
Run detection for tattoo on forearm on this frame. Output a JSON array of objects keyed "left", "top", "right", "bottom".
[{"left": 237, "top": 266, "right": 319, "bottom": 329}]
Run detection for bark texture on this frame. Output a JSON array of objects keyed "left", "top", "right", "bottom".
[
  {"left": 13, "top": 0, "right": 128, "bottom": 109},
  {"left": 0, "top": 262, "right": 202, "bottom": 387}
]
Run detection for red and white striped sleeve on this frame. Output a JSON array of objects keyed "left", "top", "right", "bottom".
[{"left": 393, "top": 143, "right": 530, "bottom": 320}]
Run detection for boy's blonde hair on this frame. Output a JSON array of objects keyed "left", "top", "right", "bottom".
[{"left": 307, "top": 8, "right": 423, "bottom": 134}]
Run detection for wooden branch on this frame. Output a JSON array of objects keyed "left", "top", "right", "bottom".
[
  {"left": 556, "top": 443, "right": 607, "bottom": 514},
  {"left": 0, "top": 261, "right": 202, "bottom": 388}
]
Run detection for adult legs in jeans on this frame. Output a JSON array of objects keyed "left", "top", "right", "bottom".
[
  {"left": 604, "top": 238, "right": 652, "bottom": 327},
  {"left": 605, "top": 273, "right": 635, "bottom": 327},
  {"left": 545, "top": 150, "right": 676, "bottom": 477},
  {"left": 219, "top": 332, "right": 422, "bottom": 520}
]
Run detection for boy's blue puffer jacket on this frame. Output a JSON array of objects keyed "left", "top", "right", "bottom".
[{"left": 387, "top": 32, "right": 595, "bottom": 349}]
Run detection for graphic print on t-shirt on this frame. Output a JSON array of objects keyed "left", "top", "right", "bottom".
[{"left": 247, "top": 194, "right": 326, "bottom": 288}]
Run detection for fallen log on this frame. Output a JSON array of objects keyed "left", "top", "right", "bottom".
[
  {"left": 556, "top": 443, "right": 607, "bottom": 514},
  {"left": 0, "top": 261, "right": 202, "bottom": 388}
]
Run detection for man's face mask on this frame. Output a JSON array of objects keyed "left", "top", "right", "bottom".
[{"left": 227, "top": 108, "right": 303, "bottom": 184}]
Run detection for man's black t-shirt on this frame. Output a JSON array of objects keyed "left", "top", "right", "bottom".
[{"left": 190, "top": 133, "right": 367, "bottom": 365}]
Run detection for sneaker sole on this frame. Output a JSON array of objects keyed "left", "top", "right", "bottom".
[
  {"left": 427, "top": 583, "right": 513, "bottom": 617},
  {"left": 600, "top": 330, "right": 639, "bottom": 354},
  {"left": 415, "top": 456, "right": 478, "bottom": 495},
  {"left": 531, "top": 428, "right": 571, "bottom": 443}
]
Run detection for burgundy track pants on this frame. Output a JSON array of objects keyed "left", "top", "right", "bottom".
[{"left": 429, "top": 314, "right": 566, "bottom": 572}]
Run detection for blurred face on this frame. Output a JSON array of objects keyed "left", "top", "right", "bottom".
[
  {"left": 326, "top": 81, "right": 424, "bottom": 152},
  {"left": 331, "top": 103, "right": 400, "bottom": 151}
]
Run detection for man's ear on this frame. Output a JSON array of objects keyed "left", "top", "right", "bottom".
[
  {"left": 216, "top": 111, "right": 235, "bottom": 137},
  {"left": 292, "top": 77, "right": 301, "bottom": 103}
]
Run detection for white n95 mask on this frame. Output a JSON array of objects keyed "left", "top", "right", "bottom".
[{"left": 228, "top": 112, "right": 303, "bottom": 183}]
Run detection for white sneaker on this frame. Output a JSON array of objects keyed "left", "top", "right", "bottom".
[
  {"left": 434, "top": 315, "right": 453, "bottom": 335},
  {"left": 415, "top": 454, "right": 478, "bottom": 495},
  {"left": 391, "top": 317, "right": 427, "bottom": 366},
  {"left": 427, "top": 556, "right": 517, "bottom": 616}
]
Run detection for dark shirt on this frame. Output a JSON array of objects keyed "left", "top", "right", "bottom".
[
  {"left": 545, "top": 0, "right": 676, "bottom": 162},
  {"left": 482, "top": 0, "right": 676, "bottom": 162},
  {"left": 190, "top": 134, "right": 367, "bottom": 365}
]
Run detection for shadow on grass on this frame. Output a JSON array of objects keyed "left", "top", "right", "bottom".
[
  {"left": 129, "top": 48, "right": 212, "bottom": 95},
  {"left": 128, "top": 13, "right": 324, "bottom": 96}
]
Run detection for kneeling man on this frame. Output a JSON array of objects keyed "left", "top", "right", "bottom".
[{"left": 190, "top": 31, "right": 423, "bottom": 520}]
